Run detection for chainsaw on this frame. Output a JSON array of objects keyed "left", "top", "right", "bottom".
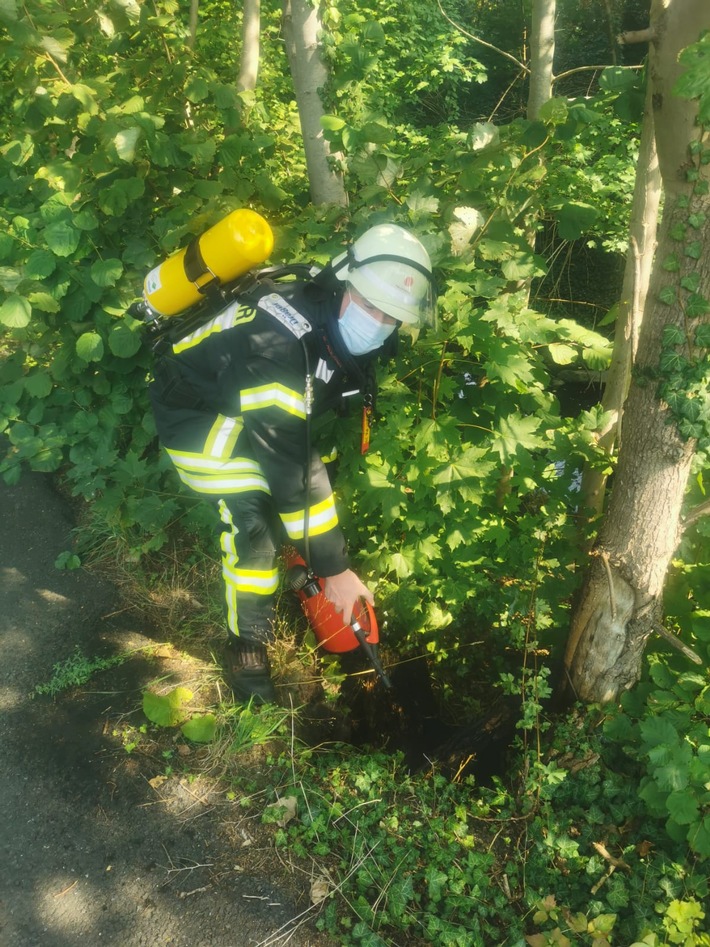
[{"left": 283, "top": 551, "right": 392, "bottom": 689}]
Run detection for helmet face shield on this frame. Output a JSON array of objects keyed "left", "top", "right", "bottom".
[{"left": 332, "top": 225, "right": 437, "bottom": 329}]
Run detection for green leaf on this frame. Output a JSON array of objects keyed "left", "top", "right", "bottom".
[
  {"left": 98, "top": 177, "right": 145, "bottom": 216},
  {"left": 114, "top": 127, "right": 141, "bottom": 162},
  {"left": 547, "top": 342, "right": 577, "bottom": 365},
  {"left": 0, "top": 0, "right": 18, "bottom": 22},
  {"left": 686, "top": 293, "right": 710, "bottom": 317},
  {"left": 359, "top": 122, "right": 392, "bottom": 144},
  {"left": 666, "top": 788, "right": 699, "bottom": 826},
  {"left": 695, "top": 322, "right": 710, "bottom": 349},
  {"left": 688, "top": 815, "right": 710, "bottom": 857},
  {"left": 76, "top": 332, "right": 104, "bottom": 362},
  {"left": 538, "top": 97, "right": 568, "bottom": 126},
  {"left": 24, "top": 372, "right": 52, "bottom": 398},
  {"left": 662, "top": 324, "right": 685, "bottom": 346},
  {"left": 554, "top": 202, "right": 600, "bottom": 241},
  {"left": 321, "top": 115, "right": 346, "bottom": 131},
  {"left": 143, "top": 686, "right": 193, "bottom": 727},
  {"left": 91, "top": 258, "right": 123, "bottom": 287},
  {"left": 681, "top": 272, "right": 701, "bottom": 292},
  {"left": 185, "top": 76, "right": 209, "bottom": 103},
  {"left": 501, "top": 251, "right": 547, "bottom": 281},
  {"left": 0, "top": 294, "right": 31, "bottom": 328},
  {"left": 108, "top": 323, "right": 142, "bottom": 358},
  {"left": 639, "top": 715, "right": 681, "bottom": 750},
  {"left": 44, "top": 221, "right": 80, "bottom": 257},
  {"left": 74, "top": 209, "right": 100, "bottom": 231},
  {"left": 24, "top": 250, "right": 56, "bottom": 279},
  {"left": 181, "top": 713, "right": 217, "bottom": 743},
  {"left": 494, "top": 413, "right": 546, "bottom": 462}
]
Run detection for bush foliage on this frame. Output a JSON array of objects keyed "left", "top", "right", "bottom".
[{"left": 2, "top": 2, "right": 709, "bottom": 943}]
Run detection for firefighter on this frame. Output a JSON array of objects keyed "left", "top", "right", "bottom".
[{"left": 148, "top": 223, "right": 436, "bottom": 703}]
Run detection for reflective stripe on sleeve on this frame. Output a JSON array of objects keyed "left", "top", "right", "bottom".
[
  {"left": 280, "top": 494, "right": 338, "bottom": 539},
  {"left": 240, "top": 383, "right": 306, "bottom": 419},
  {"left": 166, "top": 450, "right": 270, "bottom": 495},
  {"left": 204, "top": 415, "right": 243, "bottom": 458}
]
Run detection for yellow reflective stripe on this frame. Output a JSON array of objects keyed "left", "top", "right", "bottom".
[
  {"left": 166, "top": 445, "right": 270, "bottom": 495},
  {"left": 205, "top": 415, "right": 243, "bottom": 458},
  {"left": 166, "top": 449, "right": 259, "bottom": 475},
  {"left": 218, "top": 500, "right": 238, "bottom": 560},
  {"left": 224, "top": 564, "right": 280, "bottom": 595},
  {"left": 173, "top": 302, "right": 256, "bottom": 353},
  {"left": 172, "top": 469, "right": 270, "bottom": 495},
  {"left": 240, "top": 383, "right": 306, "bottom": 419},
  {"left": 281, "top": 495, "right": 338, "bottom": 539}
]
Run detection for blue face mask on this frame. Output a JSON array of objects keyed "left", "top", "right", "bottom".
[{"left": 338, "top": 295, "right": 397, "bottom": 356}]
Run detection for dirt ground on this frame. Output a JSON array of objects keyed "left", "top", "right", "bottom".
[{"left": 0, "top": 467, "right": 338, "bottom": 947}]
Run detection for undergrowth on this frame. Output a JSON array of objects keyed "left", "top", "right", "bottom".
[{"left": 41, "top": 504, "right": 709, "bottom": 947}]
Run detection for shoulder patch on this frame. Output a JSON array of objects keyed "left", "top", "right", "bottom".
[{"left": 258, "top": 293, "right": 312, "bottom": 340}]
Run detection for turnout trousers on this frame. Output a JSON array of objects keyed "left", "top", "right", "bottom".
[{"left": 152, "top": 401, "right": 283, "bottom": 645}]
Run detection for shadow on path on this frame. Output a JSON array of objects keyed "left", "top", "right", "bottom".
[{"left": 0, "top": 470, "right": 331, "bottom": 947}]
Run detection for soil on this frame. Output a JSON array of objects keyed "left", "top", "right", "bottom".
[{"left": 0, "top": 468, "right": 339, "bottom": 947}]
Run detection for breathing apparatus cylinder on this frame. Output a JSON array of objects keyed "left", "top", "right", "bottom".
[{"left": 143, "top": 209, "right": 274, "bottom": 318}]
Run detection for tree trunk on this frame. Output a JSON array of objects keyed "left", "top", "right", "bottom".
[
  {"left": 282, "top": 0, "right": 347, "bottom": 207},
  {"left": 564, "top": 0, "right": 710, "bottom": 703},
  {"left": 237, "top": 0, "right": 261, "bottom": 103},
  {"left": 187, "top": 0, "right": 199, "bottom": 50},
  {"left": 527, "top": 0, "right": 556, "bottom": 120},
  {"left": 578, "top": 68, "right": 662, "bottom": 521}
]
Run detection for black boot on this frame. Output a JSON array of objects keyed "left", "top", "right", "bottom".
[{"left": 224, "top": 638, "right": 277, "bottom": 705}]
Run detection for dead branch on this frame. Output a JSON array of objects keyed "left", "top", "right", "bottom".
[
  {"left": 554, "top": 63, "right": 643, "bottom": 84},
  {"left": 436, "top": 0, "right": 529, "bottom": 74},
  {"left": 618, "top": 28, "right": 654, "bottom": 45},
  {"left": 652, "top": 623, "right": 703, "bottom": 665},
  {"left": 682, "top": 497, "right": 710, "bottom": 533}
]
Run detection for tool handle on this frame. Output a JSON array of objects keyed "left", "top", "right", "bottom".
[{"left": 351, "top": 624, "right": 392, "bottom": 689}]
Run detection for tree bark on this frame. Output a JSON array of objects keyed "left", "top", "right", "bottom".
[
  {"left": 527, "top": 0, "right": 555, "bottom": 120},
  {"left": 187, "top": 0, "right": 199, "bottom": 50},
  {"left": 282, "top": 0, "right": 347, "bottom": 207},
  {"left": 237, "top": 0, "right": 261, "bottom": 103},
  {"left": 578, "top": 71, "right": 662, "bottom": 521},
  {"left": 564, "top": 0, "right": 710, "bottom": 703}
]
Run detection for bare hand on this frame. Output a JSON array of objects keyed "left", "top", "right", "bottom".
[{"left": 323, "top": 569, "right": 374, "bottom": 624}]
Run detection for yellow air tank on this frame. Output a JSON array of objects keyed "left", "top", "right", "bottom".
[{"left": 143, "top": 208, "right": 274, "bottom": 317}]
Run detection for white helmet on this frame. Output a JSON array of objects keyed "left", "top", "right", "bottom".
[{"left": 331, "top": 224, "right": 436, "bottom": 327}]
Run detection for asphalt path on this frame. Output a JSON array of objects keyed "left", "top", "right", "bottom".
[{"left": 0, "top": 468, "right": 333, "bottom": 947}]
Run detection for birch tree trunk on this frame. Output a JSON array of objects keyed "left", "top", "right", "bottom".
[
  {"left": 564, "top": 0, "right": 710, "bottom": 703},
  {"left": 188, "top": 0, "right": 199, "bottom": 50},
  {"left": 282, "top": 0, "right": 347, "bottom": 207},
  {"left": 578, "top": 70, "right": 662, "bottom": 520},
  {"left": 236, "top": 0, "right": 261, "bottom": 105},
  {"left": 527, "top": 0, "right": 555, "bottom": 120}
]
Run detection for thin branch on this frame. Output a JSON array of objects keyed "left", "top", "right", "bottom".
[
  {"left": 43, "top": 52, "right": 71, "bottom": 85},
  {"left": 682, "top": 497, "right": 710, "bottom": 532},
  {"left": 553, "top": 63, "right": 642, "bottom": 84},
  {"left": 652, "top": 623, "right": 703, "bottom": 665},
  {"left": 618, "top": 28, "right": 654, "bottom": 45},
  {"left": 437, "top": 0, "right": 529, "bottom": 75}
]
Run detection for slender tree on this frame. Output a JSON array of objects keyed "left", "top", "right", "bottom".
[
  {"left": 565, "top": 0, "right": 710, "bottom": 703},
  {"left": 236, "top": 0, "right": 261, "bottom": 108},
  {"left": 282, "top": 0, "right": 347, "bottom": 206},
  {"left": 578, "top": 56, "right": 662, "bottom": 522}
]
